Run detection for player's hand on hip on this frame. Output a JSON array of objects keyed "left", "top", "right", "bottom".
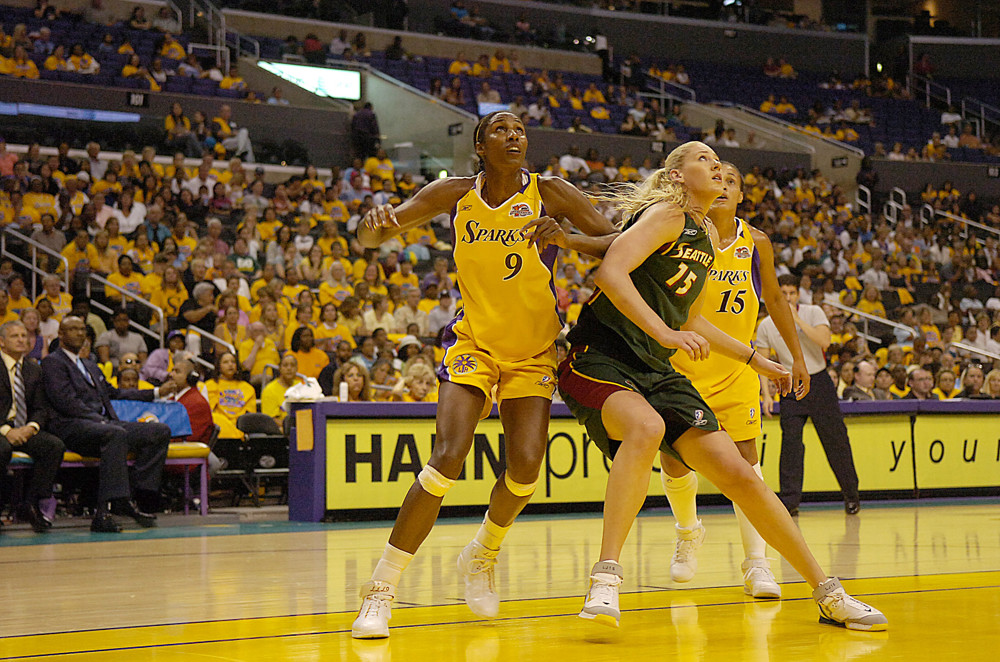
[
  {"left": 791, "top": 359, "right": 811, "bottom": 400},
  {"left": 751, "top": 354, "right": 792, "bottom": 396},
  {"left": 362, "top": 204, "right": 399, "bottom": 233},
  {"left": 661, "top": 329, "right": 709, "bottom": 361},
  {"left": 521, "top": 216, "right": 569, "bottom": 250}
]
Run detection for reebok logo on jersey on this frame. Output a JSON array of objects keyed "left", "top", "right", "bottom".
[
  {"left": 735, "top": 246, "right": 751, "bottom": 259},
  {"left": 683, "top": 228, "right": 698, "bottom": 236},
  {"left": 460, "top": 204, "right": 473, "bottom": 211},
  {"left": 509, "top": 202, "right": 533, "bottom": 218}
]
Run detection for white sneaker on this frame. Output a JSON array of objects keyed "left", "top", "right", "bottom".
[
  {"left": 742, "top": 558, "right": 781, "bottom": 599},
  {"left": 352, "top": 581, "right": 395, "bottom": 639},
  {"left": 813, "top": 577, "right": 888, "bottom": 632},
  {"left": 670, "top": 521, "right": 706, "bottom": 583},
  {"left": 579, "top": 561, "right": 623, "bottom": 628},
  {"left": 457, "top": 540, "right": 500, "bottom": 618}
]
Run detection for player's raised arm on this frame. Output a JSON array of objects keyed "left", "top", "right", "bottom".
[
  {"left": 357, "top": 177, "right": 474, "bottom": 248},
  {"left": 526, "top": 176, "right": 618, "bottom": 257}
]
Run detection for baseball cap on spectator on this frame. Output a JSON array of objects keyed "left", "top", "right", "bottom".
[
  {"left": 167, "top": 330, "right": 186, "bottom": 342},
  {"left": 397, "top": 335, "right": 422, "bottom": 352},
  {"left": 76, "top": 171, "right": 90, "bottom": 182},
  {"left": 254, "top": 166, "right": 265, "bottom": 176}
]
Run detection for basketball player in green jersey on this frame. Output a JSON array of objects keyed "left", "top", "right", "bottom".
[{"left": 559, "top": 141, "right": 887, "bottom": 632}]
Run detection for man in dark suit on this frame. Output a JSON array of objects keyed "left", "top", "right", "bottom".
[
  {"left": 0, "top": 320, "right": 65, "bottom": 533},
  {"left": 41, "top": 317, "right": 177, "bottom": 533}
]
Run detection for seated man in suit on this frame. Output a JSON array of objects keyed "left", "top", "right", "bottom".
[
  {"left": 41, "top": 317, "right": 177, "bottom": 533},
  {"left": 0, "top": 321, "right": 65, "bottom": 533}
]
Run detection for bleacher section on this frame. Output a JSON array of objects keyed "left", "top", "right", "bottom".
[{"left": 0, "top": 4, "right": 245, "bottom": 98}]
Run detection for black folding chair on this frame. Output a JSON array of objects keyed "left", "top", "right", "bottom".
[{"left": 236, "top": 414, "right": 290, "bottom": 507}]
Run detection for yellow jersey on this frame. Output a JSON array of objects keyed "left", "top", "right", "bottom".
[
  {"left": 671, "top": 218, "right": 761, "bottom": 395},
  {"left": 35, "top": 292, "right": 73, "bottom": 320},
  {"left": 449, "top": 171, "right": 560, "bottom": 362}
]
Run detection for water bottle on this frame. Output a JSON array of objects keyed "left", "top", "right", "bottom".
[{"left": 339, "top": 381, "right": 349, "bottom": 402}]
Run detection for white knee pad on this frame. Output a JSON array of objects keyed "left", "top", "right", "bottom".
[
  {"left": 504, "top": 472, "right": 537, "bottom": 498},
  {"left": 417, "top": 465, "right": 455, "bottom": 497}
]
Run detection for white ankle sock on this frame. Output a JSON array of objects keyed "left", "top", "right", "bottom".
[
  {"left": 473, "top": 512, "right": 510, "bottom": 551},
  {"left": 733, "top": 463, "right": 767, "bottom": 560},
  {"left": 662, "top": 469, "right": 700, "bottom": 529},
  {"left": 371, "top": 543, "right": 413, "bottom": 586}
]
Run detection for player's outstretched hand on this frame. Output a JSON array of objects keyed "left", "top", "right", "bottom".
[
  {"left": 661, "top": 329, "right": 709, "bottom": 362},
  {"left": 751, "top": 353, "right": 792, "bottom": 396},
  {"left": 791, "top": 359, "right": 811, "bottom": 400},
  {"left": 362, "top": 204, "right": 399, "bottom": 233},
  {"left": 522, "top": 216, "right": 570, "bottom": 250}
]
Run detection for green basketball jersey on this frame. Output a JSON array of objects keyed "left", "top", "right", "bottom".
[{"left": 567, "top": 207, "right": 715, "bottom": 372}]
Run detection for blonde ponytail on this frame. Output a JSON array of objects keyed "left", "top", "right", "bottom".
[{"left": 595, "top": 141, "right": 701, "bottom": 226}]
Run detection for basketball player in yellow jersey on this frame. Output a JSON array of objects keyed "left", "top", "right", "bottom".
[
  {"left": 351, "top": 111, "right": 617, "bottom": 639},
  {"left": 666, "top": 163, "right": 811, "bottom": 598}
]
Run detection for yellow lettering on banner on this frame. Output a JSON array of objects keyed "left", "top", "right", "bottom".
[
  {"left": 755, "top": 416, "right": 914, "bottom": 494},
  {"left": 913, "top": 415, "right": 1000, "bottom": 489}
]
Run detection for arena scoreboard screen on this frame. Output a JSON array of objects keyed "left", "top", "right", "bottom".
[{"left": 257, "top": 61, "right": 362, "bottom": 100}]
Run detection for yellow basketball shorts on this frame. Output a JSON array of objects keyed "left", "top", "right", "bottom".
[
  {"left": 438, "top": 318, "right": 557, "bottom": 418},
  {"left": 697, "top": 367, "right": 762, "bottom": 442}
]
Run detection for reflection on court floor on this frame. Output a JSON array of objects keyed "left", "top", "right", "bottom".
[{"left": 0, "top": 501, "right": 998, "bottom": 661}]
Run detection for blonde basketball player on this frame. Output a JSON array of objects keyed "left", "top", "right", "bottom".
[
  {"left": 559, "top": 142, "right": 887, "bottom": 632},
  {"left": 666, "top": 162, "right": 810, "bottom": 598},
  {"left": 351, "top": 111, "right": 617, "bottom": 639}
]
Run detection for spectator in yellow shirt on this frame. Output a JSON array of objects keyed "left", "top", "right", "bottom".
[
  {"left": 364, "top": 148, "right": 395, "bottom": 191},
  {"left": 318, "top": 261, "right": 353, "bottom": 308},
  {"left": 388, "top": 260, "right": 419, "bottom": 292},
  {"left": 583, "top": 83, "right": 606, "bottom": 103},
  {"left": 448, "top": 51, "right": 471, "bottom": 76},
  {"left": 471, "top": 54, "right": 490, "bottom": 77},
  {"left": 240, "top": 322, "right": 281, "bottom": 387},
  {"left": 67, "top": 43, "right": 100, "bottom": 74},
  {"left": 35, "top": 274, "right": 73, "bottom": 320},
  {"left": 778, "top": 58, "right": 797, "bottom": 78},
  {"left": 314, "top": 302, "right": 357, "bottom": 351},
  {"left": 5, "top": 274, "right": 32, "bottom": 315},
  {"left": 160, "top": 33, "right": 186, "bottom": 60},
  {"left": 62, "top": 229, "right": 99, "bottom": 272},
  {"left": 774, "top": 96, "right": 797, "bottom": 114},
  {"left": 149, "top": 264, "right": 188, "bottom": 326},
  {"left": 759, "top": 94, "right": 777, "bottom": 113},
  {"left": 618, "top": 156, "right": 639, "bottom": 181},
  {"left": 106, "top": 254, "right": 145, "bottom": 302},
  {"left": 207, "top": 351, "right": 256, "bottom": 439},
  {"left": 43, "top": 44, "right": 68, "bottom": 71},
  {"left": 489, "top": 49, "right": 511, "bottom": 73},
  {"left": 289, "top": 326, "right": 330, "bottom": 379},
  {"left": 219, "top": 66, "right": 246, "bottom": 91},
  {"left": 6, "top": 46, "right": 39, "bottom": 78},
  {"left": 261, "top": 354, "right": 303, "bottom": 424}
]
